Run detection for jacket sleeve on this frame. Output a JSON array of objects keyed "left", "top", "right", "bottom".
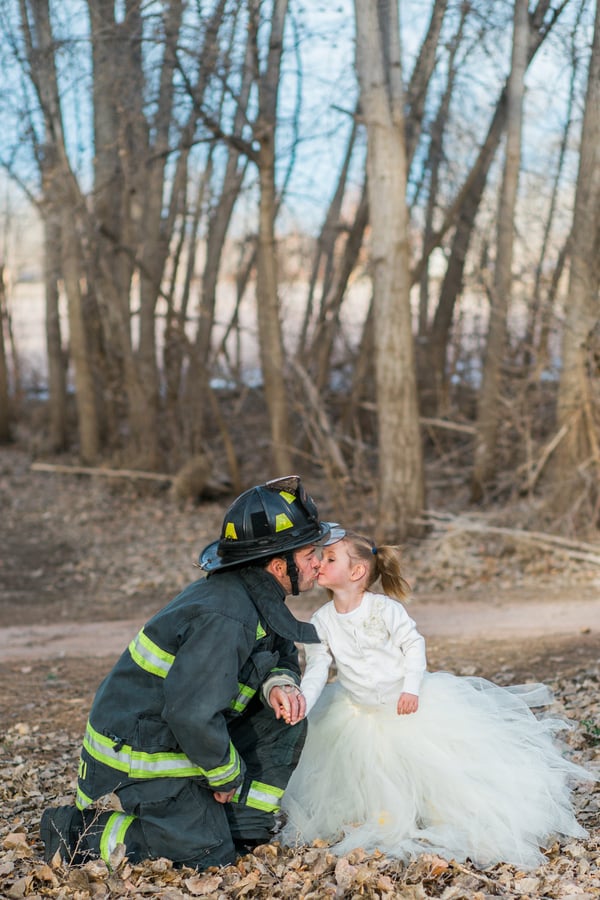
[
  {"left": 162, "top": 611, "right": 252, "bottom": 793},
  {"left": 260, "top": 634, "right": 302, "bottom": 705}
]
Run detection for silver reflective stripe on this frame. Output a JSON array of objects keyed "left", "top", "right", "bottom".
[
  {"left": 100, "top": 812, "right": 135, "bottom": 863},
  {"left": 128, "top": 629, "right": 175, "bottom": 678},
  {"left": 84, "top": 721, "right": 241, "bottom": 786},
  {"left": 230, "top": 683, "right": 256, "bottom": 713},
  {"left": 245, "top": 780, "right": 284, "bottom": 813},
  {"left": 75, "top": 785, "right": 93, "bottom": 810}
]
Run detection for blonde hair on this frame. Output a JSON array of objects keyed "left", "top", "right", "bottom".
[{"left": 341, "top": 530, "right": 410, "bottom": 600}]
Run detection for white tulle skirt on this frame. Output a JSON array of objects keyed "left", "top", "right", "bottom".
[{"left": 280, "top": 673, "right": 593, "bottom": 869}]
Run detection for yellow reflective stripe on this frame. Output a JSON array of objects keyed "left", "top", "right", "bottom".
[
  {"left": 128, "top": 629, "right": 175, "bottom": 678},
  {"left": 84, "top": 722, "right": 241, "bottom": 786},
  {"left": 245, "top": 780, "right": 284, "bottom": 813},
  {"left": 256, "top": 622, "right": 267, "bottom": 640},
  {"left": 75, "top": 786, "right": 94, "bottom": 810},
  {"left": 230, "top": 683, "right": 256, "bottom": 712},
  {"left": 100, "top": 812, "right": 135, "bottom": 864}
]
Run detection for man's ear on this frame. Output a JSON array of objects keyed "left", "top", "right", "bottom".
[{"left": 265, "top": 557, "right": 286, "bottom": 580}]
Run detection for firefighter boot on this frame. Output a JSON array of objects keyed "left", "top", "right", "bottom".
[{"left": 40, "top": 805, "right": 85, "bottom": 864}]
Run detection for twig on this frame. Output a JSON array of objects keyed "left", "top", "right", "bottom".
[
  {"left": 420, "top": 417, "right": 476, "bottom": 435},
  {"left": 524, "top": 423, "right": 569, "bottom": 492}
]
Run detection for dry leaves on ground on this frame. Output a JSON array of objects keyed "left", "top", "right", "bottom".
[{"left": 1, "top": 688, "right": 599, "bottom": 900}]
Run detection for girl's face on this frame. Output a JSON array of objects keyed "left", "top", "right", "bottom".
[{"left": 317, "top": 540, "right": 354, "bottom": 591}]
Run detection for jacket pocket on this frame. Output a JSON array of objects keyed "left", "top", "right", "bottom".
[
  {"left": 238, "top": 649, "right": 279, "bottom": 691},
  {"left": 134, "top": 716, "right": 179, "bottom": 753}
]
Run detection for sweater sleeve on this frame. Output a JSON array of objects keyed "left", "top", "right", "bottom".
[
  {"left": 300, "top": 616, "right": 333, "bottom": 715},
  {"left": 388, "top": 600, "right": 427, "bottom": 695}
]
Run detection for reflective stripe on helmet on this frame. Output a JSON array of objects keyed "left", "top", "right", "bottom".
[{"left": 83, "top": 721, "right": 241, "bottom": 786}]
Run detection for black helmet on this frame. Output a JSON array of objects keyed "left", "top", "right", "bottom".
[{"left": 199, "top": 475, "right": 330, "bottom": 573}]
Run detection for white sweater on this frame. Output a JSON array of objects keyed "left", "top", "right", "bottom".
[{"left": 301, "top": 591, "right": 427, "bottom": 715}]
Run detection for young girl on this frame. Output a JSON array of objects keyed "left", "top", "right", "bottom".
[{"left": 280, "top": 528, "right": 594, "bottom": 869}]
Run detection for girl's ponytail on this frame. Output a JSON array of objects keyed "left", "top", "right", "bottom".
[{"left": 343, "top": 531, "right": 410, "bottom": 600}]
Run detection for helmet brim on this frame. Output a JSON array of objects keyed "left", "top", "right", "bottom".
[
  {"left": 321, "top": 523, "right": 346, "bottom": 545},
  {"left": 198, "top": 520, "right": 332, "bottom": 572}
]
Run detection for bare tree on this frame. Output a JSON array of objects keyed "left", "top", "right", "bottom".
[
  {"left": 19, "top": 0, "right": 100, "bottom": 462},
  {"left": 42, "top": 193, "right": 67, "bottom": 451},
  {"left": 0, "top": 265, "right": 11, "bottom": 443},
  {"left": 354, "top": 0, "right": 425, "bottom": 541},
  {"left": 550, "top": 0, "right": 600, "bottom": 513},
  {"left": 471, "top": 0, "right": 529, "bottom": 499},
  {"left": 414, "top": 1, "right": 570, "bottom": 417},
  {"left": 252, "top": 0, "right": 293, "bottom": 474}
]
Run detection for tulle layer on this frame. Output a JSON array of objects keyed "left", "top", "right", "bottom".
[{"left": 280, "top": 673, "right": 593, "bottom": 869}]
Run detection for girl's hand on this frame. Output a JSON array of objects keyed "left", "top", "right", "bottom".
[
  {"left": 269, "top": 684, "right": 306, "bottom": 725},
  {"left": 397, "top": 692, "right": 419, "bottom": 715}
]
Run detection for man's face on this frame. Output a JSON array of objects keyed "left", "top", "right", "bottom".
[
  {"left": 292, "top": 544, "right": 321, "bottom": 592},
  {"left": 268, "top": 544, "right": 320, "bottom": 594}
]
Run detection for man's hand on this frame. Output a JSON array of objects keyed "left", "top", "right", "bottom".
[
  {"left": 397, "top": 692, "right": 419, "bottom": 715},
  {"left": 213, "top": 788, "right": 236, "bottom": 804},
  {"left": 269, "top": 684, "right": 306, "bottom": 726}
]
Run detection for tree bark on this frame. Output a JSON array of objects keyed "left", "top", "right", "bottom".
[
  {"left": 0, "top": 266, "right": 12, "bottom": 444},
  {"left": 20, "top": 0, "right": 100, "bottom": 462},
  {"left": 253, "top": 0, "right": 292, "bottom": 474},
  {"left": 415, "top": 1, "right": 570, "bottom": 415},
  {"left": 550, "top": 0, "right": 600, "bottom": 508},
  {"left": 354, "top": 0, "right": 425, "bottom": 541},
  {"left": 43, "top": 204, "right": 67, "bottom": 451},
  {"left": 472, "top": 0, "right": 529, "bottom": 500}
]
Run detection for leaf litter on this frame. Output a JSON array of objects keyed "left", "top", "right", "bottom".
[{"left": 1, "top": 447, "right": 599, "bottom": 897}]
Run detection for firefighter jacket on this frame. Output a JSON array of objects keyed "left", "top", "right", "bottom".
[{"left": 77, "top": 566, "right": 319, "bottom": 810}]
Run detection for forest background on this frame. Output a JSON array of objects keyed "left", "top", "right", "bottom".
[
  {"left": 1, "top": 3, "right": 600, "bottom": 897},
  {"left": 0, "top": 0, "right": 598, "bottom": 543}
]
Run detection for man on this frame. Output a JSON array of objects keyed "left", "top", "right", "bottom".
[{"left": 41, "top": 475, "right": 330, "bottom": 870}]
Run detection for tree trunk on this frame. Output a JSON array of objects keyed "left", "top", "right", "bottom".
[
  {"left": 20, "top": 0, "right": 100, "bottom": 462},
  {"left": 550, "top": 0, "right": 600, "bottom": 510},
  {"left": 416, "top": 1, "right": 570, "bottom": 415},
  {"left": 44, "top": 207, "right": 67, "bottom": 451},
  {"left": 354, "top": 0, "right": 425, "bottom": 541},
  {"left": 416, "top": 6, "right": 466, "bottom": 414},
  {"left": 472, "top": 0, "right": 529, "bottom": 500},
  {"left": 253, "top": 0, "right": 292, "bottom": 474},
  {"left": 0, "top": 267, "right": 12, "bottom": 444}
]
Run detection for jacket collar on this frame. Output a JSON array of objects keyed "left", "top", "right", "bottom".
[{"left": 238, "top": 567, "right": 320, "bottom": 644}]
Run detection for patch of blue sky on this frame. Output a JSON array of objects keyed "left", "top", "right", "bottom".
[{"left": 274, "top": 0, "right": 451, "bottom": 233}]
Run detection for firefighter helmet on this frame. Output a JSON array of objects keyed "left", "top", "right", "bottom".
[{"left": 199, "top": 475, "right": 330, "bottom": 572}]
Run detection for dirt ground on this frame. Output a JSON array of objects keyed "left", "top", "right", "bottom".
[{"left": 1, "top": 443, "right": 599, "bottom": 898}]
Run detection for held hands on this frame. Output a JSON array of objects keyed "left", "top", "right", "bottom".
[
  {"left": 397, "top": 692, "right": 419, "bottom": 715},
  {"left": 269, "top": 684, "right": 306, "bottom": 726}
]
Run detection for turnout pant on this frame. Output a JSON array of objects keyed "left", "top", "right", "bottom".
[{"left": 76, "top": 705, "right": 308, "bottom": 870}]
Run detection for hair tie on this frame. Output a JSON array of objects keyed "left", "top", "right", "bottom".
[{"left": 371, "top": 546, "right": 378, "bottom": 555}]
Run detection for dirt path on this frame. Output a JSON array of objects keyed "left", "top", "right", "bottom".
[{"left": 1, "top": 588, "right": 598, "bottom": 662}]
